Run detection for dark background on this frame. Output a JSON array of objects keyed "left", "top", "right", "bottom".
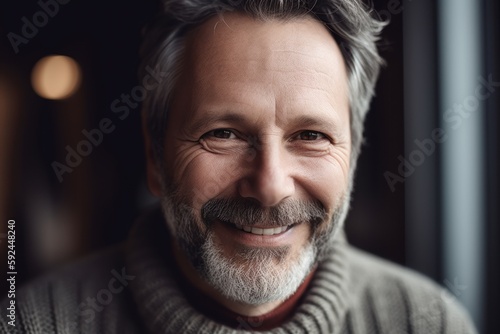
[{"left": 0, "top": 0, "right": 497, "bottom": 332}]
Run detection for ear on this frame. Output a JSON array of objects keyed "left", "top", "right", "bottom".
[{"left": 142, "top": 113, "right": 162, "bottom": 197}]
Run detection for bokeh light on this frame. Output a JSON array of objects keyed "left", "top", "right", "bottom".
[{"left": 31, "top": 55, "right": 81, "bottom": 100}]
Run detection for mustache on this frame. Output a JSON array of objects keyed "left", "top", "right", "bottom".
[{"left": 201, "top": 197, "right": 327, "bottom": 227}]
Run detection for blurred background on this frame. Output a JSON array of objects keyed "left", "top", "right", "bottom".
[{"left": 0, "top": 0, "right": 498, "bottom": 332}]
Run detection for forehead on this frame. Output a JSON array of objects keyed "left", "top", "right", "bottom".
[{"left": 174, "top": 12, "right": 349, "bottom": 125}]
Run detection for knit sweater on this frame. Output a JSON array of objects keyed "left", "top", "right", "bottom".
[{"left": 1, "top": 208, "right": 477, "bottom": 333}]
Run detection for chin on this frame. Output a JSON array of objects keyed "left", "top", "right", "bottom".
[{"left": 199, "top": 231, "right": 316, "bottom": 305}]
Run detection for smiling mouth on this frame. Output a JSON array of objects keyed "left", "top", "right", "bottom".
[{"left": 229, "top": 222, "right": 297, "bottom": 236}]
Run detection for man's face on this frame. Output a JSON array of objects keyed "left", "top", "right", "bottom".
[{"left": 148, "top": 13, "right": 351, "bottom": 305}]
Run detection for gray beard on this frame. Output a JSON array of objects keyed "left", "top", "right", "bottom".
[
  {"left": 200, "top": 231, "right": 316, "bottom": 305},
  {"left": 159, "top": 184, "right": 351, "bottom": 306}
]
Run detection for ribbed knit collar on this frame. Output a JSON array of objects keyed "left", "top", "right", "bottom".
[{"left": 125, "top": 207, "right": 350, "bottom": 334}]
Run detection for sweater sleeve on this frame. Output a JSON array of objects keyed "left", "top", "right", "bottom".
[
  {"left": 345, "top": 246, "right": 479, "bottom": 334},
  {"left": 0, "top": 245, "right": 144, "bottom": 334},
  {"left": 397, "top": 276, "right": 478, "bottom": 334}
]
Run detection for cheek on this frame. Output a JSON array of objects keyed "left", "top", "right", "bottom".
[
  {"left": 294, "top": 153, "right": 350, "bottom": 213},
  {"left": 171, "top": 151, "right": 244, "bottom": 209}
]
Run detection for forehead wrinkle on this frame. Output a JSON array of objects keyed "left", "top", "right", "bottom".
[
  {"left": 270, "top": 49, "right": 334, "bottom": 64},
  {"left": 187, "top": 16, "right": 347, "bottom": 90},
  {"left": 193, "top": 16, "right": 343, "bottom": 74}
]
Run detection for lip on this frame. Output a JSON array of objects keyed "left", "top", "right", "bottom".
[{"left": 213, "top": 219, "right": 299, "bottom": 247}]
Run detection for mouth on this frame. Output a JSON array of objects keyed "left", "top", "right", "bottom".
[
  {"left": 227, "top": 221, "right": 296, "bottom": 236},
  {"left": 212, "top": 219, "right": 303, "bottom": 247}
]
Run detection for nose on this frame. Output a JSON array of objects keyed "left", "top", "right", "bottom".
[{"left": 238, "top": 141, "right": 295, "bottom": 207}]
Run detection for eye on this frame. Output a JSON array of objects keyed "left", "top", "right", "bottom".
[
  {"left": 203, "top": 129, "right": 237, "bottom": 139},
  {"left": 199, "top": 128, "right": 248, "bottom": 154},
  {"left": 296, "top": 130, "right": 326, "bottom": 141}
]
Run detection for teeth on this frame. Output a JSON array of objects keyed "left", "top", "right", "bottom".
[
  {"left": 234, "top": 224, "right": 289, "bottom": 235},
  {"left": 262, "top": 228, "right": 273, "bottom": 236},
  {"left": 251, "top": 227, "right": 263, "bottom": 234}
]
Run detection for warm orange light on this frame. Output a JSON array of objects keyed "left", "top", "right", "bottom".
[{"left": 31, "top": 55, "right": 81, "bottom": 100}]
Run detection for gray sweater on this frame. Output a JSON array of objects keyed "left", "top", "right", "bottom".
[{"left": 0, "top": 208, "right": 477, "bottom": 333}]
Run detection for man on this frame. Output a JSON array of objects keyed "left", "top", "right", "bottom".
[{"left": 2, "top": 0, "right": 477, "bottom": 333}]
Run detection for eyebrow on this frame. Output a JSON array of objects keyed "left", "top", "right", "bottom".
[
  {"left": 287, "top": 115, "right": 344, "bottom": 138},
  {"left": 290, "top": 115, "right": 338, "bottom": 129},
  {"left": 187, "top": 111, "right": 247, "bottom": 134}
]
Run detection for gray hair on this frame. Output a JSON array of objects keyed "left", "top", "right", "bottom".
[{"left": 139, "top": 0, "right": 386, "bottom": 172}]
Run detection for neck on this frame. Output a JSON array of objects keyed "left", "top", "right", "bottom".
[{"left": 172, "top": 241, "right": 284, "bottom": 316}]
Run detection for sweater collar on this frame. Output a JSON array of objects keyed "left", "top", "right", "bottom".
[
  {"left": 175, "top": 259, "right": 317, "bottom": 331},
  {"left": 125, "top": 207, "right": 350, "bottom": 333}
]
